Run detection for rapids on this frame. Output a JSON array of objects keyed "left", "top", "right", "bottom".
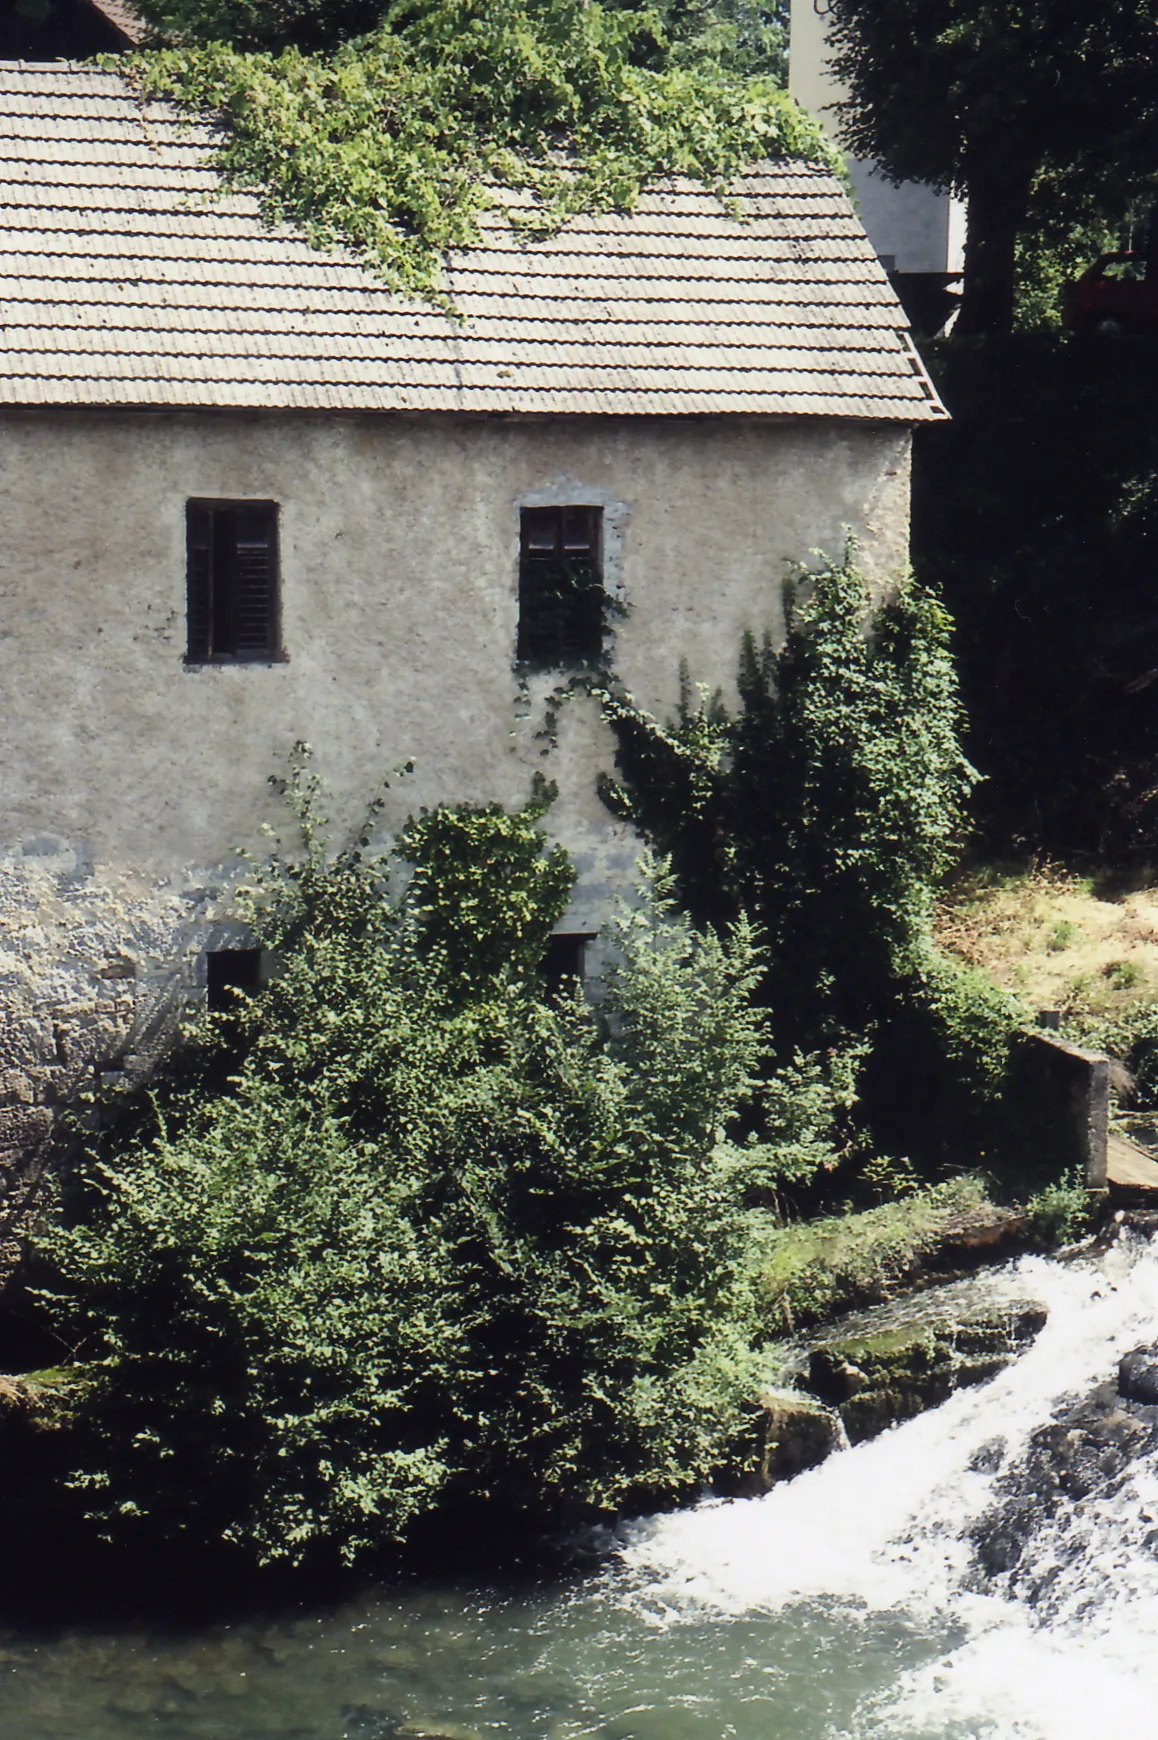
[{"left": 6, "top": 1229, "right": 1158, "bottom": 1740}]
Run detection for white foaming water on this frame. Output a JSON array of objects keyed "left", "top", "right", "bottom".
[{"left": 617, "top": 1231, "right": 1158, "bottom": 1740}]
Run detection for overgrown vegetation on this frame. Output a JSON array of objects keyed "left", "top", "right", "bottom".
[
  {"left": 1023, "top": 1172, "right": 1093, "bottom": 1250},
  {"left": 33, "top": 767, "right": 857, "bottom": 1572},
  {"left": 755, "top": 1175, "right": 994, "bottom": 1329},
  {"left": 601, "top": 555, "right": 1023, "bottom": 1177},
  {"left": 123, "top": 0, "right": 833, "bottom": 302}
]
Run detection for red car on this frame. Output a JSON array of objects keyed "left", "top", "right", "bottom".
[{"left": 1063, "top": 251, "right": 1158, "bottom": 335}]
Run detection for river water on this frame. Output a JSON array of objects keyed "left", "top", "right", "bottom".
[{"left": 7, "top": 1232, "right": 1158, "bottom": 1740}]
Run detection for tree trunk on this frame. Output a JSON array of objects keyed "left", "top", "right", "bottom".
[{"left": 955, "top": 149, "right": 1037, "bottom": 337}]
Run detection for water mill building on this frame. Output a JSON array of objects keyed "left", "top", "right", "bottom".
[{"left": 0, "top": 61, "right": 944, "bottom": 1219}]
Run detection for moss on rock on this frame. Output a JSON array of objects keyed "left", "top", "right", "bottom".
[{"left": 806, "top": 1303, "right": 1047, "bottom": 1443}]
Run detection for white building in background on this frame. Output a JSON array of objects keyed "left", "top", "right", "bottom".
[{"left": 789, "top": 0, "right": 966, "bottom": 331}]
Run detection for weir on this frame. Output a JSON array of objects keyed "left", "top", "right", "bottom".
[{"left": 621, "top": 1228, "right": 1158, "bottom": 1738}]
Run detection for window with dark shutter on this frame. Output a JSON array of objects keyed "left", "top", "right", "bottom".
[
  {"left": 186, "top": 500, "right": 280, "bottom": 663},
  {"left": 517, "top": 505, "right": 605, "bottom": 668}
]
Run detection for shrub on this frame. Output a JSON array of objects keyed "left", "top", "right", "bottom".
[
  {"left": 603, "top": 558, "right": 975, "bottom": 1026},
  {"left": 601, "top": 556, "right": 1022, "bottom": 1172},
  {"left": 36, "top": 783, "right": 851, "bottom": 1570},
  {"left": 1024, "top": 1173, "right": 1093, "bottom": 1250}
]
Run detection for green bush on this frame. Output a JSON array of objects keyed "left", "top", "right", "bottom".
[
  {"left": 1024, "top": 1172, "right": 1093, "bottom": 1250},
  {"left": 604, "top": 557, "right": 975, "bottom": 1028},
  {"left": 601, "top": 556, "right": 1022, "bottom": 1172},
  {"left": 36, "top": 781, "right": 852, "bottom": 1570}
]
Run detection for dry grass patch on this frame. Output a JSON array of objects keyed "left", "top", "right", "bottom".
[{"left": 934, "top": 859, "right": 1158, "bottom": 1020}]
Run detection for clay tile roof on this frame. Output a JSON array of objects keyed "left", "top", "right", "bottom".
[{"left": 0, "top": 62, "right": 946, "bottom": 420}]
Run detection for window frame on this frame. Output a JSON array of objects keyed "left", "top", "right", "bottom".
[
  {"left": 516, "top": 504, "right": 606, "bottom": 670},
  {"left": 185, "top": 498, "right": 283, "bottom": 666}
]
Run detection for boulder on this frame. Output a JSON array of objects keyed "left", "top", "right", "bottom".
[
  {"left": 753, "top": 1390, "right": 844, "bottom": 1489},
  {"left": 969, "top": 1377, "right": 1158, "bottom": 1610},
  {"left": 806, "top": 1302, "right": 1048, "bottom": 1444},
  {"left": 1118, "top": 1345, "right": 1158, "bottom": 1404}
]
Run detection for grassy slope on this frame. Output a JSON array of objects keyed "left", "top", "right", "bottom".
[
  {"left": 934, "top": 859, "right": 1158, "bottom": 1020},
  {"left": 754, "top": 1176, "right": 995, "bottom": 1332}
]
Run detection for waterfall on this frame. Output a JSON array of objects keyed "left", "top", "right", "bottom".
[{"left": 615, "top": 1229, "right": 1158, "bottom": 1740}]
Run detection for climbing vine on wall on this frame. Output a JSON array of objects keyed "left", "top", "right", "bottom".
[{"left": 123, "top": 0, "right": 838, "bottom": 303}]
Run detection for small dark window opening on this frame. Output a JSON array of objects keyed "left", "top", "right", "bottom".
[
  {"left": 206, "top": 948, "right": 262, "bottom": 1011},
  {"left": 542, "top": 931, "right": 596, "bottom": 994},
  {"left": 517, "top": 506, "right": 605, "bottom": 668},
  {"left": 186, "top": 500, "right": 280, "bottom": 663}
]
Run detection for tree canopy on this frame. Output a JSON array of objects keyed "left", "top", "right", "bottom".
[
  {"left": 33, "top": 783, "right": 857, "bottom": 1570},
  {"left": 827, "top": 0, "right": 1158, "bottom": 335},
  {"left": 132, "top": 0, "right": 787, "bottom": 72},
  {"left": 123, "top": 0, "right": 817, "bottom": 302}
]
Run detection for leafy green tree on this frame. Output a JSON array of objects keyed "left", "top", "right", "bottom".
[
  {"left": 35, "top": 785, "right": 849, "bottom": 1570},
  {"left": 133, "top": 0, "right": 788, "bottom": 70},
  {"left": 601, "top": 557, "right": 1020, "bottom": 1170},
  {"left": 826, "top": 0, "right": 1158, "bottom": 335},
  {"left": 129, "top": 0, "right": 385, "bottom": 50},
  {"left": 653, "top": 0, "right": 786, "bottom": 80},
  {"left": 124, "top": 0, "right": 828, "bottom": 301}
]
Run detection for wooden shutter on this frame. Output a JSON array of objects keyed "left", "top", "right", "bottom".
[
  {"left": 186, "top": 503, "right": 214, "bottom": 662},
  {"left": 233, "top": 503, "right": 278, "bottom": 659},
  {"left": 186, "top": 499, "right": 279, "bottom": 662}
]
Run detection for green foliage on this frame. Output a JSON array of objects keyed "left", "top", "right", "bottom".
[
  {"left": 1023, "top": 1172, "right": 1093, "bottom": 1250},
  {"left": 397, "top": 782, "right": 574, "bottom": 991},
  {"left": 37, "top": 781, "right": 854, "bottom": 1570},
  {"left": 131, "top": 0, "right": 389, "bottom": 50},
  {"left": 1013, "top": 201, "right": 1117, "bottom": 334},
  {"left": 827, "top": 0, "right": 1158, "bottom": 334},
  {"left": 654, "top": 0, "right": 786, "bottom": 80},
  {"left": 134, "top": 0, "right": 787, "bottom": 75},
  {"left": 602, "top": 555, "right": 1022, "bottom": 1171},
  {"left": 755, "top": 1176, "right": 994, "bottom": 1328},
  {"left": 124, "top": 0, "right": 833, "bottom": 303},
  {"left": 604, "top": 557, "right": 975, "bottom": 1018},
  {"left": 738, "top": 1040, "right": 865, "bottom": 1199},
  {"left": 862, "top": 946, "right": 1022, "bottom": 1168},
  {"left": 1065, "top": 1000, "right": 1158, "bottom": 1113}
]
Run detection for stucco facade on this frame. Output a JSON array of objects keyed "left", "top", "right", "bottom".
[{"left": 0, "top": 406, "right": 910, "bottom": 1219}]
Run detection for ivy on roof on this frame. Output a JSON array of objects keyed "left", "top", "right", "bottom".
[{"left": 124, "top": 0, "right": 839, "bottom": 305}]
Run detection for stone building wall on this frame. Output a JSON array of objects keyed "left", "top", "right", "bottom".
[{"left": 0, "top": 406, "right": 912, "bottom": 1231}]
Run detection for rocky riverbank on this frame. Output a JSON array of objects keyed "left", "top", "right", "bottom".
[{"left": 968, "top": 1338, "right": 1158, "bottom": 1606}]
